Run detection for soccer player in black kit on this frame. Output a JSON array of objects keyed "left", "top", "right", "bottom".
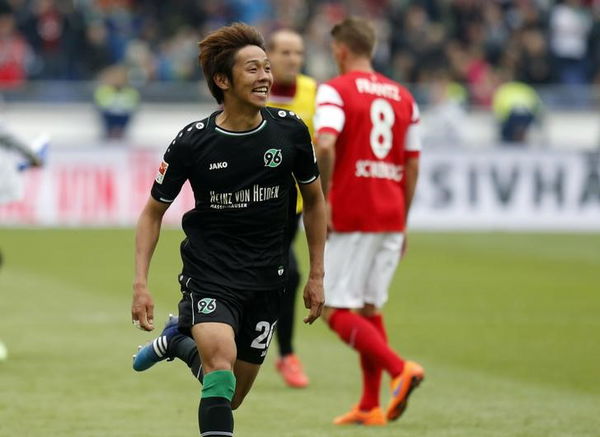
[{"left": 130, "top": 23, "right": 327, "bottom": 437}]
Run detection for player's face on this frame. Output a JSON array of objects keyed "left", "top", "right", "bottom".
[
  {"left": 268, "top": 33, "right": 304, "bottom": 85},
  {"left": 229, "top": 45, "right": 273, "bottom": 108}
]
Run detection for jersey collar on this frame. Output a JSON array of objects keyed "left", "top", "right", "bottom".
[{"left": 213, "top": 110, "right": 267, "bottom": 136}]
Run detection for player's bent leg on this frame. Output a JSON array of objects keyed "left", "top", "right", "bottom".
[
  {"left": 192, "top": 322, "right": 237, "bottom": 437},
  {"left": 181, "top": 339, "right": 203, "bottom": 382},
  {"left": 132, "top": 314, "right": 180, "bottom": 371},
  {"left": 132, "top": 314, "right": 203, "bottom": 381},
  {"left": 231, "top": 359, "right": 262, "bottom": 410},
  {"left": 386, "top": 360, "right": 425, "bottom": 421}
]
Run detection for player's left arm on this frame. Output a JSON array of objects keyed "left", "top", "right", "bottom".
[
  {"left": 292, "top": 120, "right": 327, "bottom": 324},
  {"left": 401, "top": 154, "right": 419, "bottom": 259},
  {"left": 404, "top": 100, "right": 422, "bottom": 221},
  {"left": 402, "top": 100, "right": 423, "bottom": 257},
  {"left": 298, "top": 179, "right": 326, "bottom": 324}
]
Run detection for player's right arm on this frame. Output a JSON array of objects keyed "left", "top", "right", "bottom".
[
  {"left": 314, "top": 132, "right": 337, "bottom": 231},
  {"left": 131, "top": 125, "right": 192, "bottom": 331},
  {"left": 132, "top": 197, "right": 170, "bottom": 331},
  {"left": 313, "top": 83, "right": 345, "bottom": 228},
  {"left": 314, "top": 132, "right": 337, "bottom": 198}
]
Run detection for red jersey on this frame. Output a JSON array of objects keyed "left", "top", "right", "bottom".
[{"left": 314, "top": 70, "right": 421, "bottom": 232}]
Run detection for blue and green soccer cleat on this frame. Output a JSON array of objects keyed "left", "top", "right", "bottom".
[{"left": 132, "top": 314, "right": 180, "bottom": 371}]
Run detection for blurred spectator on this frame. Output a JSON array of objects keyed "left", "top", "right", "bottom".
[
  {"left": 449, "top": 0, "right": 483, "bottom": 45},
  {"left": 124, "top": 39, "right": 155, "bottom": 85},
  {"left": 0, "top": 0, "right": 596, "bottom": 111},
  {"left": 101, "top": 0, "right": 138, "bottom": 64},
  {"left": 465, "top": 45, "right": 496, "bottom": 107},
  {"left": 155, "top": 27, "right": 200, "bottom": 81},
  {"left": 589, "top": 3, "right": 600, "bottom": 84},
  {"left": 200, "top": 0, "right": 235, "bottom": 32},
  {"left": 79, "top": 20, "right": 112, "bottom": 79},
  {"left": 482, "top": 1, "right": 510, "bottom": 66},
  {"left": 0, "top": 1, "right": 32, "bottom": 88},
  {"left": 492, "top": 69, "right": 542, "bottom": 144},
  {"left": 303, "top": 2, "right": 343, "bottom": 80},
  {"left": 271, "top": 0, "right": 310, "bottom": 29},
  {"left": 228, "top": 0, "right": 273, "bottom": 30},
  {"left": 516, "top": 25, "right": 552, "bottom": 85},
  {"left": 390, "top": 3, "right": 446, "bottom": 82},
  {"left": 421, "top": 68, "right": 468, "bottom": 147},
  {"left": 549, "top": 0, "right": 593, "bottom": 85},
  {"left": 94, "top": 64, "right": 139, "bottom": 140},
  {"left": 19, "top": 0, "right": 67, "bottom": 79},
  {"left": 504, "top": 0, "right": 546, "bottom": 30}
]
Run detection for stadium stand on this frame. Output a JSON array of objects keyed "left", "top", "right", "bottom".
[{"left": 0, "top": 0, "right": 598, "bottom": 148}]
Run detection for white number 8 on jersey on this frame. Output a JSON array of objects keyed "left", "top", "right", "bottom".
[{"left": 370, "top": 98, "right": 395, "bottom": 159}]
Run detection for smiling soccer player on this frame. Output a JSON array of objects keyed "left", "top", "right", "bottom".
[{"left": 130, "top": 22, "right": 327, "bottom": 437}]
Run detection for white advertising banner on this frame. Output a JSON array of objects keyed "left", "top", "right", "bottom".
[
  {"left": 1, "top": 147, "right": 599, "bottom": 230},
  {"left": 410, "top": 149, "right": 600, "bottom": 230},
  {"left": 0, "top": 148, "right": 194, "bottom": 227}
]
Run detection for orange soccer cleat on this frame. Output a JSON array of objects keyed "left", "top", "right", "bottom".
[
  {"left": 333, "top": 406, "right": 387, "bottom": 426},
  {"left": 386, "top": 360, "right": 425, "bottom": 421},
  {"left": 275, "top": 354, "right": 309, "bottom": 388}
]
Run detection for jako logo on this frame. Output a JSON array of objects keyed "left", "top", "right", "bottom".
[{"left": 209, "top": 162, "right": 228, "bottom": 170}]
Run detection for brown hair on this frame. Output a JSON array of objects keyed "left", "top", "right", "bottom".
[
  {"left": 330, "top": 17, "right": 376, "bottom": 57},
  {"left": 199, "top": 22, "right": 266, "bottom": 104}
]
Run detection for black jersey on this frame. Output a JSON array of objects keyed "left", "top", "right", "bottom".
[{"left": 151, "top": 107, "right": 319, "bottom": 293}]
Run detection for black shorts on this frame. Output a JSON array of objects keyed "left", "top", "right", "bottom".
[{"left": 177, "top": 277, "right": 283, "bottom": 365}]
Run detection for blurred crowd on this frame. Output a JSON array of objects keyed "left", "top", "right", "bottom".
[{"left": 0, "top": 0, "right": 599, "bottom": 107}]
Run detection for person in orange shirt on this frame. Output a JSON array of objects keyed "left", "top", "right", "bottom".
[{"left": 266, "top": 29, "right": 317, "bottom": 389}]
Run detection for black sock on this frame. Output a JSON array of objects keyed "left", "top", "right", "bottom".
[
  {"left": 170, "top": 334, "right": 204, "bottom": 383},
  {"left": 277, "top": 248, "right": 300, "bottom": 356},
  {"left": 199, "top": 397, "right": 234, "bottom": 436}
]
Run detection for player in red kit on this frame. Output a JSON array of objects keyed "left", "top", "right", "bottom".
[{"left": 314, "top": 17, "right": 424, "bottom": 426}]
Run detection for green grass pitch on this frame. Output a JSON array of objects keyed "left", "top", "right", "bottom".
[{"left": 0, "top": 229, "right": 598, "bottom": 437}]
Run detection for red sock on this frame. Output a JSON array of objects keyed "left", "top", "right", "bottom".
[
  {"left": 329, "top": 310, "right": 405, "bottom": 381},
  {"left": 358, "top": 314, "right": 388, "bottom": 410},
  {"left": 368, "top": 313, "right": 388, "bottom": 343}
]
